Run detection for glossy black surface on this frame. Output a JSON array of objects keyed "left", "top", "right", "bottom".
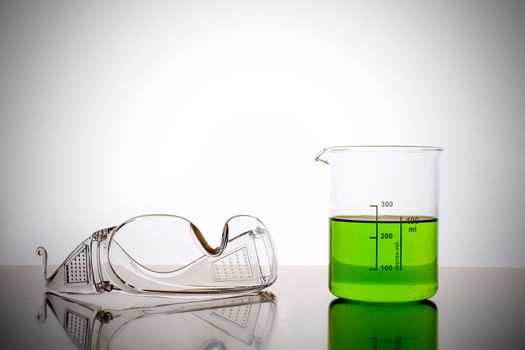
[{"left": 1, "top": 266, "right": 524, "bottom": 349}]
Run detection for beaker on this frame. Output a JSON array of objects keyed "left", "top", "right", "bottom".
[{"left": 316, "top": 146, "right": 442, "bottom": 302}]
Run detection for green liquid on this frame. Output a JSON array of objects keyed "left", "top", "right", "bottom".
[
  {"left": 329, "top": 299, "right": 437, "bottom": 350},
  {"left": 330, "top": 216, "right": 438, "bottom": 302}
]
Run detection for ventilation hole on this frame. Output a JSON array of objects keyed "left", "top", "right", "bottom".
[
  {"left": 212, "top": 247, "right": 253, "bottom": 281},
  {"left": 66, "top": 246, "right": 89, "bottom": 284}
]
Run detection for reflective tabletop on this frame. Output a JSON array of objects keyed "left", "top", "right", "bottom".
[{"left": 1, "top": 266, "right": 524, "bottom": 349}]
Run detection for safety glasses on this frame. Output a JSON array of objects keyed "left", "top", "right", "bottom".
[{"left": 36, "top": 214, "right": 277, "bottom": 295}]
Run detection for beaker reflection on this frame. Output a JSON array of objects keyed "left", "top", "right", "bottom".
[
  {"left": 329, "top": 299, "right": 437, "bottom": 350},
  {"left": 38, "top": 292, "right": 276, "bottom": 350}
]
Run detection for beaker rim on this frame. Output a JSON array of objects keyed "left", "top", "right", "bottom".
[
  {"left": 322, "top": 145, "right": 443, "bottom": 152},
  {"left": 315, "top": 145, "right": 443, "bottom": 163}
]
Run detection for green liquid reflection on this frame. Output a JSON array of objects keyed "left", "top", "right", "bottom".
[{"left": 329, "top": 299, "right": 437, "bottom": 350}]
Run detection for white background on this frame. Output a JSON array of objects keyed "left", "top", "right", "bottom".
[{"left": 1, "top": 0, "right": 524, "bottom": 267}]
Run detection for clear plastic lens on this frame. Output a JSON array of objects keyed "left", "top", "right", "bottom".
[
  {"left": 109, "top": 215, "right": 206, "bottom": 273},
  {"left": 106, "top": 215, "right": 277, "bottom": 294}
]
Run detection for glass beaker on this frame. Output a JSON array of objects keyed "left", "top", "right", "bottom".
[{"left": 316, "top": 146, "right": 443, "bottom": 302}]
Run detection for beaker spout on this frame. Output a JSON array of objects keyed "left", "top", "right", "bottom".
[{"left": 315, "top": 148, "right": 330, "bottom": 164}]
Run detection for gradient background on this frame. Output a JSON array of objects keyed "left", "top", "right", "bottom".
[{"left": 1, "top": 0, "right": 524, "bottom": 267}]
